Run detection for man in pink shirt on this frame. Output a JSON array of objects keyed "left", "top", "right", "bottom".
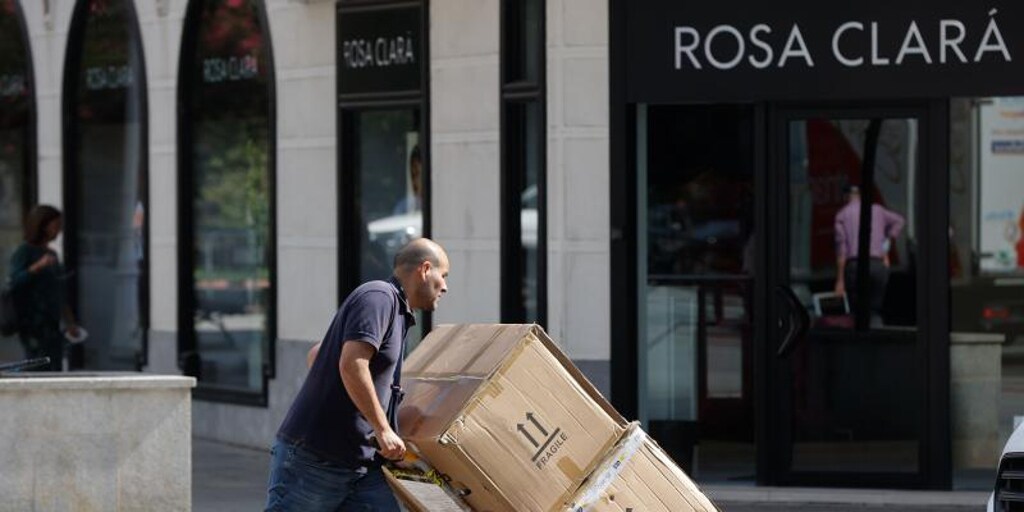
[{"left": 833, "top": 185, "right": 905, "bottom": 324}]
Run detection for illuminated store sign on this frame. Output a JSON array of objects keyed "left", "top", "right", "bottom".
[
  {"left": 627, "top": 1, "right": 1024, "bottom": 101},
  {"left": 673, "top": 13, "right": 1010, "bottom": 71}
]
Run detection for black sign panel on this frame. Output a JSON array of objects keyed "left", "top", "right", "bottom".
[
  {"left": 337, "top": 4, "right": 421, "bottom": 96},
  {"left": 626, "top": 0, "right": 1024, "bottom": 102}
]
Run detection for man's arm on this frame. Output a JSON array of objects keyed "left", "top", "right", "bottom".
[
  {"left": 339, "top": 340, "right": 405, "bottom": 460},
  {"left": 882, "top": 207, "right": 906, "bottom": 239},
  {"left": 835, "top": 257, "right": 847, "bottom": 295},
  {"left": 835, "top": 214, "right": 848, "bottom": 295}
]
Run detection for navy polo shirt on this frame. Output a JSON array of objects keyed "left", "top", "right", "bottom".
[{"left": 277, "top": 276, "right": 415, "bottom": 468}]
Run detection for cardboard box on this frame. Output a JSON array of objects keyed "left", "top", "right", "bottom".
[
  {"left": 566, "top": 423, "right": 718, "bottom": 512},
  {"left": 398, "top": 324, "right": 627, "bottom": 512},
  {"left": 384, "top": 468, "right": 468, "bottom": 512}
]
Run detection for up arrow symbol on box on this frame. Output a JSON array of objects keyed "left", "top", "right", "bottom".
[
  {"left": 517, "top": 423, "right": 540, "bottom": 448},
  {"left": 526, "top": 412, "right": 549, "bottom": 436}
]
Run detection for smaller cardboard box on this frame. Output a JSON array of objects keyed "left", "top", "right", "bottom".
[
  {"left": 398, "top": 324, "right": 627, "bottom": 512},
  {"left": 565, "top": 423, "right": 718, "bottom": 512},
  {"left": 384, "top": 468, "right": 468, "bottom": 512}
]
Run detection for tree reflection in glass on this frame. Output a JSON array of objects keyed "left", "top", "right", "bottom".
[
  {"left": 0, "top": 0, "right": 30, "bottom": 360},
  {"left": 183, "top": 0, "right": 272, "bottom": 394}
]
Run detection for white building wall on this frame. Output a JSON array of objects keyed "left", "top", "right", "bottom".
[
  {"left": 18, "top": 0, "right": 615, "bottom": 448},
  {"left": 139, "top": 0, "right": 186, "bottom": 365},
  {"left": 23, "top": 0, "right": 338, "bottom": 448},
  {"left": 23, "top": 0, "right": 72, "bottom": 212},
  {"left": 546, "top": 0, "right": 611, "bottom": 387},
  {"left": 429, "top": 0, "right": 502, "bottom": 325}
]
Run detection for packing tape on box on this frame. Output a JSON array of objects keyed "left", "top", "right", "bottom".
[
  {"left": 557, "top": 457, "right": 584, "bottom": 481},
  {"left": 564, "top": 425, "right": 646, "bottom": 512}
]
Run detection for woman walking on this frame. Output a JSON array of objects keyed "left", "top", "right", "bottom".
[{"left": 8, "top": 205, "right": 79, "bottom": 371}]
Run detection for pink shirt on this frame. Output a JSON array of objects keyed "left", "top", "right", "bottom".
[{"left": 834, "top": 200, "right": 905, "bottom": 260}]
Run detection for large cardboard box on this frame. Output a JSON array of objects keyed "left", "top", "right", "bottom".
[
  {"left": 398, "top": 324, "right": 627, "bottom": 512},
  {"left": 566, "top": 423, "right": 718, "bottom": 512}
]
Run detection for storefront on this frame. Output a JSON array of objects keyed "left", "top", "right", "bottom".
[
  {"left": 611, "top": 0, "right": 1024, "bottom": 489},
  {"left": 13, "top": 0, "right": 1023, "bottom": 493},
  {"left": 336, "top": 0, "right": 430, "bottom": 348}
]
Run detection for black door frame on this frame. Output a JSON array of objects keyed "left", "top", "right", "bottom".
[
  {"left": 335, "top": 0, "right": 431, "bottom": 340},
  {"left": 610, "top": 99, "right": 951, "bottom": 488},
  {"left": 760, "top": 101, "right": 950, "bottom": 489}
]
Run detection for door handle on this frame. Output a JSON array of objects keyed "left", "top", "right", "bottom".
[{"left": 776, "top": 285, "right": 810, "bottom": 358}]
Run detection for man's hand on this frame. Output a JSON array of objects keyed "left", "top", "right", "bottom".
[
  {"left": 834, "top": 280, "right": 845, "bottom": 296},
  {"left": 374, "top": 427, "right": 406, "bottom": 460}
]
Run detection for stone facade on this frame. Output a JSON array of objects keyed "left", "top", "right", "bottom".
[
  {"left": 0, "top": 375, "right": 195, "bottom": 511},
  {"left": 14, "top": 0, "right": 613, "bottom": 449}
]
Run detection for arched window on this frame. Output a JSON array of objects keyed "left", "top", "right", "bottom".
[
  {"left": 0, "top": 0, "right": 34, "bottom": 279},
  {"left": 62, "top": 0, "right": 148, "bottom": 370},
  {"left": 178, "top": 0, "right": 275, "bottom": 404}
]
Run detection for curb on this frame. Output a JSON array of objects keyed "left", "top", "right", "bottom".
[{"left": 703, "top": 485, "right": 989, "bottom": 507}]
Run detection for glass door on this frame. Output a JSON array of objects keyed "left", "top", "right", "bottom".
[
  {"left": 637, "top": 104, "right": 757, "bottom": 482},
  {"left": 767, "top": 104, "right": 949, "bottom": 488}
]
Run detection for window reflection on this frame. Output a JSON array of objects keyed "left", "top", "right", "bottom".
[
  {"left": 786, "top": 118, "right": 920, "bottom": 474},
  {"left": 66, "top": 0, "right": 146, "bottom": 369},
  {"left": 184, "top": 0, "right": 272, "bottom": 394},
  {"left": 361, "top": 110, "right": 421, "bottom": 281},
  {"left": 507, "top": 101, "right": 541, "bottom": 323},
  {"left": 503, "top": 0, "right": 542, "bottom": 84},
  {"left": 356, "top": 109, "right": 424, "bottom": 350},
  {"left": 788, "top": 119, "right": 916, "bottom": 331},
  {"left": 0, "top": 0, "right": 30, "bottom": 359},
  {"left": 640, "top": 104, "right": 755, "bottom": 480},
  {"left": 950, "top": 97, "right": 1024, "bottom": 487}
]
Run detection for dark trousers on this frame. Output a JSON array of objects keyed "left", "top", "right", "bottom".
[
  {"left": 19, "top": 325, "right": 64, "bottom": 371},
  {"left": 844, "top": 257, "right": 889, "bottom": 321}
]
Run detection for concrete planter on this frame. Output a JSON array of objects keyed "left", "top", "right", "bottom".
[{"left": 0, "top": 373, "right": 196, "bottom": 511}]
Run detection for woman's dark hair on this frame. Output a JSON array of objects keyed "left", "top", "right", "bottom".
[{"left": 24, "top": 205, "right": 62, "bottom": 245}]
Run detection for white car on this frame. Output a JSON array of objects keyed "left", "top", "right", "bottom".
[
  {"left": 368, "top": 186, "right": 539, "bottom": 253},
  {"left": 989, "top": 420, "right": 1024, "bottom": 511}
]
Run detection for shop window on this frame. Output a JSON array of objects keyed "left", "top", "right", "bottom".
[
  {"left": 63, "top": 0, "right": 147, "bottom": 370},
  {"left": 949, "top": 96, "right": 1024, "bottom": 488},
  {"left": 0, "top": 0, "right": 33, "bottom": 288},
  {"left": 179, "top": 0, "right": 275, "bottom": 404},
  {"left": 501, "top": 0, "right": 545, "bottom": 325},
  {"left": 340, "top": 109, "right": 425, "bottom": 350},
  {"left": 353, "top": 110, "right": 422, "bottom": 283},
  {"left": 637, "top": 104, "right": 756, "bottom": 480}
]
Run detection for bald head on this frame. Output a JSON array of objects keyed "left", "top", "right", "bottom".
[
  {"left": 394, "top": 238, "right": 450, "bottom": 311},
  {"left": 393, "top": 238, "right": 448, "bottom": 273}
]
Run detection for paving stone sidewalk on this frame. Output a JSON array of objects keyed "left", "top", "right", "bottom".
[{"left": 192, "top": 438, "right": 989, "bottom": 512}]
